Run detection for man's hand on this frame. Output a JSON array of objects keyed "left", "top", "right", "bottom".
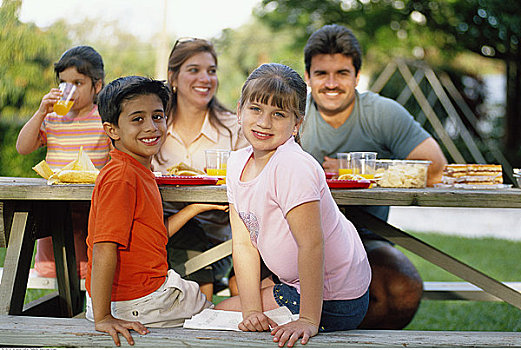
[
  {"left": 322, "top": 156, "right": 339, "bottom": 173},
  {"left": 239, "top": 311, "right": 278, "bottom": 332},
  {"left": 271, "top": 319, "right": 319, "bottom": 347},
  {"left": 95, "top": 314, "right": 149, "bottom": 347}
]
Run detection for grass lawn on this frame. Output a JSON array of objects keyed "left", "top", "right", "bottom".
[
  {"left": 1, "top": 232, "right": 520, "bottom": 331},
  {"left": 400, "top": 232, "right": 521, "bottom": 331}
]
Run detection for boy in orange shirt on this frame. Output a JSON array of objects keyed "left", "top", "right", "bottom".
[{"left": 86, "top": 76, "right": 224, "bottom": 346}]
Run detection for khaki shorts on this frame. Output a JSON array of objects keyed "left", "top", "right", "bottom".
[{"left": 86, "top": 269, "right": 213, "bottom": 327}]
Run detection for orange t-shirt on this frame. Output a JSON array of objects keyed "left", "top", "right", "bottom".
[{"left": 86, "top": 149, "right": 168, "bottom": 301}]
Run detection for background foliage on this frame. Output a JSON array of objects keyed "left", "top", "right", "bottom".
[{"left": 1, "top": 0, "right": 520, "bottom": 177}]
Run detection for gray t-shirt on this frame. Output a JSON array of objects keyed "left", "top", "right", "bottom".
[{"left": 301, "top": 90, "right": 430, "bottom": 224}]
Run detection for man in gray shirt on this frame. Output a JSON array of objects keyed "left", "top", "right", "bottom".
[{"left": 301, "top": 24, "right": 447, "bottom": 329}]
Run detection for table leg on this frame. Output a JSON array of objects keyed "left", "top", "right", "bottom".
[
  {"left": 346, "top": 207, "right": 521, "bottom": 309},
  {"left": 40, "top": 202, "right": 82, "bottom": 317},
  {"left": 0, "top": 208, "right": 35, "bottom": 315}
]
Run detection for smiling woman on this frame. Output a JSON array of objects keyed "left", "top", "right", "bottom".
[{"left": 151, "top": 38, "right": 248, "bottom": 302}]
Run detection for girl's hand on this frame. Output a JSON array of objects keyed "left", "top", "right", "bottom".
[
  {"left": 239, "top": 311, "right": 278, "bottom": 332},
  {"left": 37, "top": 88, "right": 62, "bottom": 116},
  {"left": 271, "top": 319, "right": 319, "bottom": 347},
  {"left": 95, "top": 314, "right": 149, "bottom": 347}
]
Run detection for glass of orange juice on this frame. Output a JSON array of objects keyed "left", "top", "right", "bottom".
[
  {"left": 337, "top": 153, "right": 352, "bottom": 177},
  {"left": 205, "top": 150, "right": 230, "bottom": 184},
  {"left": 53, "top": 82, "right": 76, "bottom": 116},
  {"left": 350, "top": 152, "right": 377, "bottom": 180}
]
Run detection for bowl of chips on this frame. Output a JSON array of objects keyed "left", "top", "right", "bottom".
[{"left": 374, "top": 159, "right": 431, "bottom": 188}]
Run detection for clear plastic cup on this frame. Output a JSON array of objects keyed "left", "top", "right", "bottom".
[
  {"left": 337, "top": 153, "right": 352, "bottom": 177},
  {"left": 205, "top": 150, "right": 230, "bottom": 184},
  {"left": 53, "top": 82, "right": 76, "bottom": 116},
  {"left": 350, "top": 152, "right": 377, "bottom": 179}
]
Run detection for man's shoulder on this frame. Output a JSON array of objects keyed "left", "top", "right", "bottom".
[{"left": 358, "top": 90, "right": 400, "bottom": 108}]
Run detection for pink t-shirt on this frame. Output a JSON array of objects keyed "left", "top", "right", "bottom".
[{"left": 227, "top": 137, "right": 371, "bottom": 300}]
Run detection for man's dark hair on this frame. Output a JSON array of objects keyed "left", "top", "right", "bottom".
[
  {"left": 97, "top": 76, "right": 171, "bottom": 126},
  {"left": 304, "top": 24, "right": 362, "bottom": 75}
]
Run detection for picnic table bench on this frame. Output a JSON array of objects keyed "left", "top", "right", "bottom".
[{"left": 1, "top": 314, "right": 520, "bottom": 347}]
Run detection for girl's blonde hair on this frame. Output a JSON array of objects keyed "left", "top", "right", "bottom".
[{"left": 239, "top": 63, "right": 307, "bottom": 142}]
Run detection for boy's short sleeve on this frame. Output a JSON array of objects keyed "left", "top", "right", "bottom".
[
  {"left": 91, "top": 180, "right": 136, "bottom": 248},
  {"left": 272, "top": 152, "right": 323, "bottom": 217}
]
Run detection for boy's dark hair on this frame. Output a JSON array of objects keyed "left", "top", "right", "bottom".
[
  {"left": 54, "top": 46, "right": 105, "bottom": 89},
  {"left": 97, "top": 76, "right": 171, "bottom": 126},
  {"left": 304, "top": 24, "right": 362, "bottom": 76}
]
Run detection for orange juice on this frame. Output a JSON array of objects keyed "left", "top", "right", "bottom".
[
  {"left": 206, "top": 168, "right": 226, "bottom": 184},
  {"left": 53, "top": 100, "right": 74, "bottom": 116},
  {"left": 206, "top": 168, "right": 226, "bottom": 177},
  {"left": 359, "top": 174, "right": 375, "bottom": 180},
  {"left": 338, "top": 168, "right": 353, "bottom": 176}
]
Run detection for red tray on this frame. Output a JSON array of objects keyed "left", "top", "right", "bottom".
[
  {"left": 325, "top": 172, "right": 337, "bottom": 179},
  {"left": 327, "top": 179, "right": 371, "bottom": 189},
  {"left": 155, "top": 175, "right": 219, "bottom": 186}
]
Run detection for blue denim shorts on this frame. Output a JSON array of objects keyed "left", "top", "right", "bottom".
[{"left": 273, "top": 283, "right": 369, "bottom": 332}]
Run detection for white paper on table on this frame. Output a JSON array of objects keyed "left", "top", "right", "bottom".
[{"left": 183, "top": 306, "right": 299, "bottom": 331}]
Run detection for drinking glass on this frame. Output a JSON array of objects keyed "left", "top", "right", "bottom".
[
  {"left": 205, "top": 150, "right": 230, "bottom": 184},
  {"left": 350, "top": 152, "right": 377, "bottom": 179},
  {"left": 53, "top": 82, "right": 76, "bottom": 116},
  {"left": 337, "top": 153, "right": 352, "bottom": 177}
]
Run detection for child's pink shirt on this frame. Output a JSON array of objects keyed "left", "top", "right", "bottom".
[{"left": 227, "top": 137, "right": 371, "bottom": 300}]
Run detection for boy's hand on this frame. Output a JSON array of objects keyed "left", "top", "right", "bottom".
[
  {"left": 239, "top": 311, "right": 278, "bottom": 332},
  {"left": 190, "top": 203, "right": 229, "bottom": 215},
  {"left": 37, "top": 88, "right": 62, "bottom": 116},
  {"left": 322, "top": 156, "right": 339, "bottom": 173},
  {"left": 271, "top": 319, "right": 319, "bottom": 347},
  {"left": 95, "top": 314, "right": 149, "bottom": 347}
]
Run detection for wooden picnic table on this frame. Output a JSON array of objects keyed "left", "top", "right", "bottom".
[{"left": 1, "top": 176, "right": 521, "bottom": 318}]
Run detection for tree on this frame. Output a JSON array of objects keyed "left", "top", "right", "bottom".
[
  {"left": 214, "top": 19, "right": 305, "bottom": 109},
  {"left": 255, "top": 0, "right": 521, "bottom": 164},
  {"left": 0, "top": 0, "right": 70, "bottom": 122}
]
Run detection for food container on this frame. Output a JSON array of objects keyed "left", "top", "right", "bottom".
[{"left": 374, "top": 159, "right": 431, "bottom": 188}]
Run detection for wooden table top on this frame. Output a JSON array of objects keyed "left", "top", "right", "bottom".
[{"left": 1, "top": 177, "right": 521, "bottom": 208}]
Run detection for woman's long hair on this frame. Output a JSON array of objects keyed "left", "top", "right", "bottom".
[{"left": 155, "top": 39, "right": 234, "bottom": 165}]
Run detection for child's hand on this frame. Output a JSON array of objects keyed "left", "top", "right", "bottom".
[
  {"left": 270, "top": 319, "right": 319, "bottom": 347},
  {"left": 322, "top": 156, "right": 339, "bottom": 173},
  {"left": 95, "top": 314, "right": 149, "bottom": 347},
  {"left": 239, "top": 311, "right": 278, "bottom": 332},
  {"left": 190, "top": 203, "right": 229, "bottom": 215},
  {"left": 37, "top": 88, "right": 62, "bottom": 116}
]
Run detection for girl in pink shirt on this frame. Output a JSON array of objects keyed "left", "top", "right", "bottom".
[{"left": 216, "top": 63, "right": 371, "bottom": 347}]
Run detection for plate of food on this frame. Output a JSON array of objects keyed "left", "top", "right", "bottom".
[
  {"left": 155, "top": 175, "right": 219, "bottom": 186},
  {"left": 326, "top": 179, "right": 371, "bottom": 189}
]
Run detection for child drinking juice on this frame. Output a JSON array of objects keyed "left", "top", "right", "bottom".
[
  {"left": 215, "top": 63, "right": 371, "bottom": 347},
  {"left": 16, "top": 46, "right": 111, "bottom": 279}
]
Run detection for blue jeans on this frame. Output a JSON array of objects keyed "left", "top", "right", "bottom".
[{"left": 273, "top": 283, "right": 369, "bottom": 332}]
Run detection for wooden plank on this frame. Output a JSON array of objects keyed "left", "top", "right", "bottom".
[
  {"left": 0, "top": 315, "right": 520, "bottom": 348},
  {"left": 423, "top": 282, "right": 521, "bottom": 301},
  {"left": 0, "top": 210, "right": 34, "bottom": 315},
  {"left": 0, "top": 202, "right": 5, "bottom": 247},
  {"left": 0, "top": 268, "right": 86, "bottom": 290},
  {"left": 2, "top": 177, "right": 521, "bottom": 208},
  {"left": 47, "top": 202, "right": 83, "bottom": 317}
]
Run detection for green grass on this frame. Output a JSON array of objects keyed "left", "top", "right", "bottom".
[
  {"left": 399, "top": 232, "right": 521, "bottom": 331},
  {"left": 1, "top": 233, "right": 520, "bottom": 330}
]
